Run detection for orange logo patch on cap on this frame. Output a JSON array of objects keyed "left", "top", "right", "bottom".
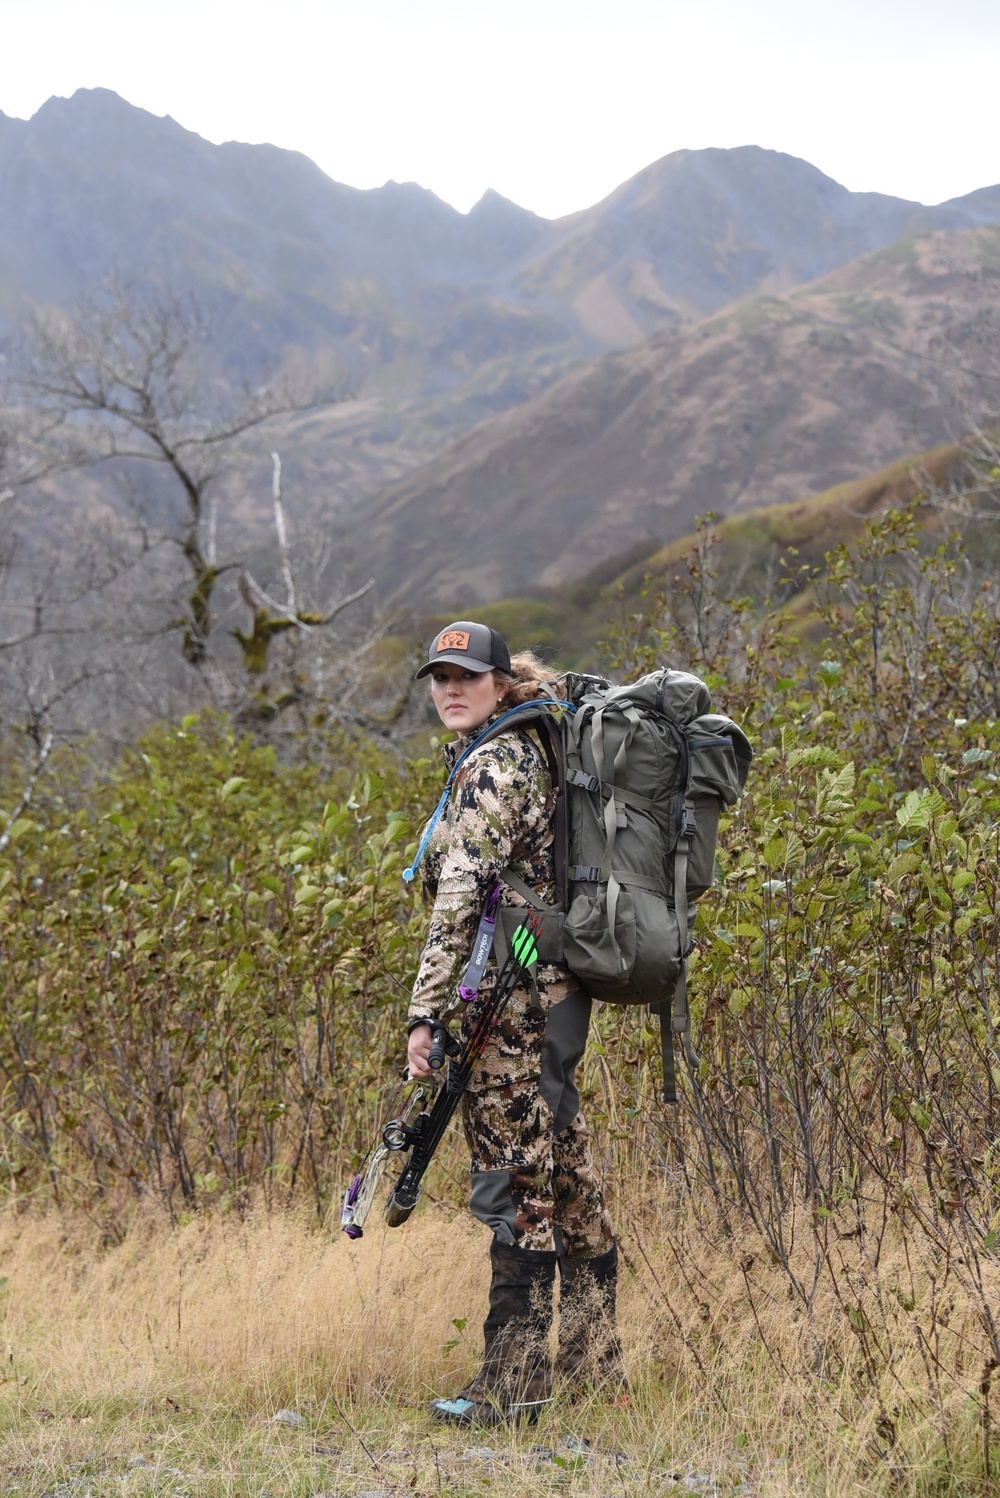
[{"left": 438, "top": 630, "right": 471, "bottom": 651}]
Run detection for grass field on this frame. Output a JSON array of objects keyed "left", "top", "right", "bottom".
[{"left": 0, "top": 1197, "right": 994, "bottom": 1498}]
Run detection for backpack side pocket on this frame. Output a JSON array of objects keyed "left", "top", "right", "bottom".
[{"left": 682, "top": 717, "right": 753, "bottom": 899}]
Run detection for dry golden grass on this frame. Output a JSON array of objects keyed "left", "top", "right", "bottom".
[{"left": 0, "top": 1197, "right": 994, "bottom": 1497}]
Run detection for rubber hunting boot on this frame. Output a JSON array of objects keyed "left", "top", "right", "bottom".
[{"left": 430, "top": 1239, "right": 557, "bottom": 1425}]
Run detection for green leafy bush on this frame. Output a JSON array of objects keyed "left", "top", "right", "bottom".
[
  {"left": 0, "top": 714, "right": 440, "bottom": 1220},
  {"left": 589, "top": 503, "right": 1000, "bottom": 1444}
]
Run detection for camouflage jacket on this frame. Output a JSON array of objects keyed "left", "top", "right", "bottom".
[{"left": 409, "top": 713, "right": 561, "bottom": 1025}]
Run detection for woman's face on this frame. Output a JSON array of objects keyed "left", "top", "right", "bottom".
[{"left": 430, "top": 663, "right": 504, "bottom": 734}]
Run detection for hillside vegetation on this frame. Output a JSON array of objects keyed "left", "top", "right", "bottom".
[
  {"left": 1, "top": 501, "right": 999, "bottom": 1493},
  {"left": 442, "top": 435, "right": 998, "bottom": 666}
]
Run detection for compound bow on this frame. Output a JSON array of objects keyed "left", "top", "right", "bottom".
[{"left": 340, "top": 908, "right": 541, "bottom": 1239}]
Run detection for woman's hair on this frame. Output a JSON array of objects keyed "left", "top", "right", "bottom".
[{"left": 497, "top": 650, "right": 557, "bottom": 706}]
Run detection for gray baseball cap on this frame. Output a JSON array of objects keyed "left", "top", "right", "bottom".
[{"left": 415, "top": 620, "right": 512, "bottom": 679}]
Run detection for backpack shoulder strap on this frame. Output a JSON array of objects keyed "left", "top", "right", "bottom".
[
  {"left": 475, "top": 701, "right": 569, "bottom": 914},
  {"left": 500, "top": 867, "right": 546, "bottom": 907},
  {"left": 403, "top": 700, "right": 565, "bottom": 885}
]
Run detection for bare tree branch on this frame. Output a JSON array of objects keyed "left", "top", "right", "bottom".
[
  {"left": 920, "top": 423, "right": 1000, "bottom": 523},
  {"left": 271, "top": 451, "right": 296, "bottom": 614},
  {"left": 0, "top": 729, "right": 54, "bottom": 854},
  {"left": 5, "top": 279, "right": 345, "bottom": 668}
]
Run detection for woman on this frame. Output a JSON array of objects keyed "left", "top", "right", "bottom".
[{"left": 406, "top": 620, "right": 622, "bottom": 1425}]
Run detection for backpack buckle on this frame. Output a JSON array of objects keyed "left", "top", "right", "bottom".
[
  {"left": 681, "top": 805, "right": 698, "bottom": 838},
  {"left": 571, "top": 865, "right": 603, "bottom": 883},
  {"left": 568, "top": 769, "right": 601, "bottom": 792}
]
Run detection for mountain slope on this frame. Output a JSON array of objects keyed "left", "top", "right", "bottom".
[
  {"left": 418, "top": 439, "right": 990, "bottom": 671},
  {"left": 361, "top": 225, "right": 1000, "bottom": 605}
]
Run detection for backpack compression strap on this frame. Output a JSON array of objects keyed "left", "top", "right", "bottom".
[
  {"left": 657, "top": 800, "right": 700, "bottom": 1104},
  {"left": 657, "top": 714, "right": 703, "bottom": 1104},
  {"left": 575, "top": 701, "right": 646, "bottom": 975}
]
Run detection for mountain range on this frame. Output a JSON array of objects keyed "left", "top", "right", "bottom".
[{"left": 2, "top": 88, "right": 1000, "bottom": 607}]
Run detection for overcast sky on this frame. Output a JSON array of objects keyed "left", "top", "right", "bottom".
[{"left": 2, "top": 0, "right": 998, "bottom": 218}]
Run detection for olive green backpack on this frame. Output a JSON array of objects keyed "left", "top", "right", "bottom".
[{"left": 490, "top": 669, "right": 753, "bottom": 1102}]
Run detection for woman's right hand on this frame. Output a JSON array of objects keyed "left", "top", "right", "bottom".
[{"left": 407, "top": 1022, "right": 435, "bottom": 1079}]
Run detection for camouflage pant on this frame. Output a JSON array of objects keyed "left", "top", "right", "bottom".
[{"left": 461, "top": 975, "right": 615, "bottom": 1258}]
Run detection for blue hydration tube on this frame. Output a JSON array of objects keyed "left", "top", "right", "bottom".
[{"left": 402, "top": 700, "right": 573, "bottom": 883}]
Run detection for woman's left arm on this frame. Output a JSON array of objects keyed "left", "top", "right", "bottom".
[{"left": 408, "top": 738, "right": 545, "bottom": 1027}]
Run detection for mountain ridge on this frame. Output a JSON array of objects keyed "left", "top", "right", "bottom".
[
  {"left": 3, "top": 89, "right": 1000, "bottom": 612},
  {"left": 5, "top": 90, "right": 1000, "bottom": 359}
]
